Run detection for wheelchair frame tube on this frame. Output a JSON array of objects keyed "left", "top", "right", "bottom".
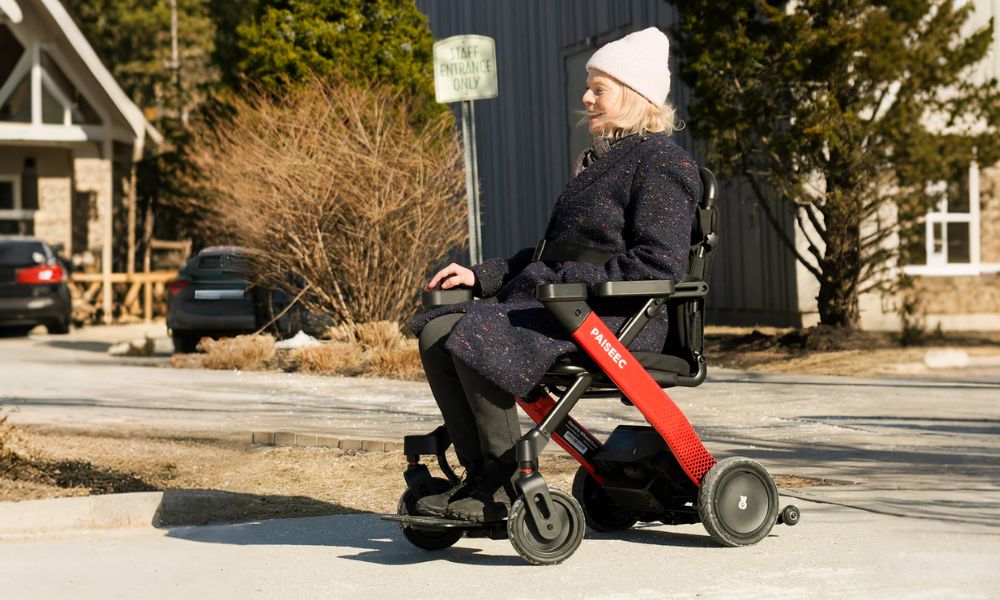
[
  {"left": 515, "top": 392, "right": 606, "bottom": 484},
  {"left": 570, "top": 312, "right": 717, "bottom": 486}
]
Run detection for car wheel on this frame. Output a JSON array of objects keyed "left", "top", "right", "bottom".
[
  {"left": 46, "top": 316, "right": 71, "bottom": 335},
  {"left": 172, "top": 332, "right": 201, "bottom": 353}
]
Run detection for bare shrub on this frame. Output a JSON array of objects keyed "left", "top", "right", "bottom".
[
  {"left": 366, "top": 339, "right": 424, "bottom": 380},
  {"left": 185, "top": 78, "right": 467, "bottom": 326},
  {"left": 197, "top": 335, "right": 276, "bottom": 371},
  {"left": 290, "top": 343, "right": 365, "bottom": 376},
  {"left": 327, "top": 320, "right": 406, "bottom": 352}
]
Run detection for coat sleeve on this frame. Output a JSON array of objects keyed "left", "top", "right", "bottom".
[
  {"left": 558, "top": 144, "right": 700, "bottom": 287},
  {"left": 469, "top": 246, "right": 535, "bottom": 298}
]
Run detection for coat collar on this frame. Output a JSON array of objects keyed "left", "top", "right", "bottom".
[{"left": 562, "top": 133, "right": 648, "bottom": 198}]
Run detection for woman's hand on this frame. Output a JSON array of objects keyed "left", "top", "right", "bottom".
[{"left": 426, "top": 263, "right": 475, "bottom": 290}]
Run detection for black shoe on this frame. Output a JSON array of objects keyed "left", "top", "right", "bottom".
[
  {"left": 445, "top": 462, "right": 517, "bottom": 523},
  {"left": 413, "top": 464, "right": 483, "bottom": 517}
]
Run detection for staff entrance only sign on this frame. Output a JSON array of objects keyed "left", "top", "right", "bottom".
[{"left": 433, "top": 35, "right": 498, "bottom": 104}]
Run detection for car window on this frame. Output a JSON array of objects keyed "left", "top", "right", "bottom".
[{"left": 0, "top": 241, "right": 48, "bottom": 266}]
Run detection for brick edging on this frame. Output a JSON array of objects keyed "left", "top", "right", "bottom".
[{"left": 250, "top": 432, "right": 402, "bottom": 452}]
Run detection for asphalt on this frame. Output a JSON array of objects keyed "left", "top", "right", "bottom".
[{"left": 1, "top": 324, "right": 999, "bottom": 597}]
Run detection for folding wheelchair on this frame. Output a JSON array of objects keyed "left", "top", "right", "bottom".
[{"left": 383, "top": 168, "right": 800, "bottom": 565}]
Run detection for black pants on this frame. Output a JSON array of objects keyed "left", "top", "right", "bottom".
[{"left": 418, "top": 314, "right": 521, "bottom": 467}]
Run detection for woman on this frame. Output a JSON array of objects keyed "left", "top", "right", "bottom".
[{"left": 410, "top": 27, "right": 701, "bottom": 523}]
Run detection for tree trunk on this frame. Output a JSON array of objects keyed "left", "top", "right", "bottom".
[{"left": 817, "top": 170, "right": 862, "bottom": 328}]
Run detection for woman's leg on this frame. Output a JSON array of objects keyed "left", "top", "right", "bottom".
[
  {"left": 451, "top": 356, "right": 521, "bottom": 465},
  {"left": 417, "top": 314, "right": 484, "bottom": 467},
  {"left": 447, "top": 356, "right": 522, "bottom": 522}
]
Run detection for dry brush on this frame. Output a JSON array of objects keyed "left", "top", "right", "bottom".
[{"left": 186, "top": 78, "right": 467, "bottom": 325}]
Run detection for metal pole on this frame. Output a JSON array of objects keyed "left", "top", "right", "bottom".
[{"left": 461, "top": 100, "right": 483, "bottom": 265}]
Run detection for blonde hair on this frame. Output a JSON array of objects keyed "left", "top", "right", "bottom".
[{"left": 581, "top": 73, "right": 683, "bottom": 138}]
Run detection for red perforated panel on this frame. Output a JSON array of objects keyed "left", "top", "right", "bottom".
[{"left": 571, "top": 313, "right": 717, "bottom": 486}]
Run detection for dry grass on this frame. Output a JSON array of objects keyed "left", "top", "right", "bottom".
[
  {"left": 2, "top": 424, "right": 841, "bottom": 523},
  {"left": 367, "top": 340, "right": 424, "bottom": 380},
  {"left": 290, "top": 342, "right": 365, "bottom": 376},
  {"left": 197, "top": 335, "right": 276, "bottom": 371},
  {"left": 328, "top": 320, "right": 407, "bottom": 351},
  {"left": 171, "top": 321, "right": 425, "bottom": 380}
]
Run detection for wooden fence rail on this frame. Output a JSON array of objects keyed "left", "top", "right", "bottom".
[{"left": 68, "top": 271, "right": 178, "bottom": 323}]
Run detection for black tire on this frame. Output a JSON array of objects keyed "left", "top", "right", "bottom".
[
  {"left": 397, "top": 478, "right": 464, "bottom": 551},
  {"left": 781, "top": 505, "right": 801, "bottom": 526},
  {"left": 571, "top": 467, "right": 637, "bottom": 532},
  {"left": 172, "top": 332, "right": 201, "bottom": 354},
  {"left": 46, "top": 316, "right": 70, "bottom": 335},
  {"left": 697, "top": 456, "right": 779, "bottom": 547},
  {"left": 507, "top": 488, "right": 586, "bottom": 565}
]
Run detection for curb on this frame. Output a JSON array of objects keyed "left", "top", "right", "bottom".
[
  {"left": 0, "top": 492, "right": 164, "bottom": 536},
  {"left": 250, "top": 432, "right": 402, "bottom": 453}
]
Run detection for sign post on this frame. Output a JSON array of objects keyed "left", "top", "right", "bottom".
[{"left": 433, "top": 35, "right": 498, "bottom": 265}]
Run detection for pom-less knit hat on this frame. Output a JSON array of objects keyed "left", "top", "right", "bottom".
[{"left": 585, "top": 27, "right": 671, "bottom": 106}]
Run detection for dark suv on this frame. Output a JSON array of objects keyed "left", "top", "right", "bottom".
[
  {"left": 0, "top": 237, "right": 72, "bottom": 335},
  {"left": 167, "top": 246, "right": 258, "bottom": 352}
]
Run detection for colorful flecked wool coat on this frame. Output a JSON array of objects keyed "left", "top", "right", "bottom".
[{"left": 410, "top": 132, "right": 701, "bottom": 397}]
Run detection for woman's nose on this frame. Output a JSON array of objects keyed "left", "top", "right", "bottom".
[{"left": 582, "top": 90, "right": 594, "bottom": 106}]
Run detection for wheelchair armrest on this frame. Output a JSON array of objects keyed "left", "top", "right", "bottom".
[
  {"left": 421, "top": 287, "right": 473, "bottom": 309},
  {"left": 594, "top": 280, "right": 675, "bottom": 298}
]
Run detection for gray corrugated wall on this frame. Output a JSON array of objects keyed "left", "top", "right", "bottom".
[{"left": 416, "top": 0, "right": 801, "bottom": 326}]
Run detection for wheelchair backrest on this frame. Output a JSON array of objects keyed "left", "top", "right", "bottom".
[{"left": 662, "top": 167, "right": 719, "bottom": 373}]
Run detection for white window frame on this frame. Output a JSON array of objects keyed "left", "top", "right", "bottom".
[
  {"left": 903, "top": 160, "right": 1000, "bottom": 276},
  {"left": 0, "top": 27, "right": 103, "bottom": 129},
  {"left": 0, "top": 174, "right": 31, "bottom": 221}
]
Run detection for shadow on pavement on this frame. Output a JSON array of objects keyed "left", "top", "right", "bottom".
[
  {"left": 42, "top": 340, "right": 112, "bottom": 353},
  {"left": 163, "top": 509, "right": 733, "bottom": 566}
]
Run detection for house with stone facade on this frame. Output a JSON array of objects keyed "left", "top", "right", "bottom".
[{"left": 0, "top": 0, "right": 160, "bottom": 319}]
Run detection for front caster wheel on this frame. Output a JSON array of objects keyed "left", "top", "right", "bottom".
[
  {"left": 507, "top": 488, "right": 585, "bottom": 565},
  {"left": 572, "top": 467, "right": 637, "bottom": 532},
  {"left": 698, "top": 456, "right": 779, "bottom": 547},
  {"left": 397, "top": 478, "right": 463, "bottom": 551}
]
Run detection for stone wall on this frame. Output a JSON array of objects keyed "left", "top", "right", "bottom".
[
  {"left": 914, "top": 274, "right": 1000, "bottom": 314},
  {"left": 978, "top": 162, "right": 1000, "bottom": 264},
  {"left": 73, "top": 151, "right": 112, "bottom": 257},
  {"left": 32, "top": 176, "right": 72, "bottom": 250}
]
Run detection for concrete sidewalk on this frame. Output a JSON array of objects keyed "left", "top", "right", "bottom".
[{"left": 1, "top": 498, "right": 997, "bottom": 599}]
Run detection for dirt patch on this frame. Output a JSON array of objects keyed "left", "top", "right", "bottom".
[
  {"left": 2, "top": 422, "right": 838, "bottom": 524},
  {"left": 706, "top": 326, "right": 1000, "bottom": 377}
]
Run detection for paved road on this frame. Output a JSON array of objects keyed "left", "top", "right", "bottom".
[
  {"left": 1, "top": 325, "right": 999, "bottom": 597},
  {"left": 2, "top": 325, "right": 998, "bottom": 526},
  {"left": 2, "top": 498, "right": 998, "bottom": 600}
]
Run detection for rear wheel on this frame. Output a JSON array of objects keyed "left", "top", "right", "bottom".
[
  {"left": 397, "top": 478, "right": 464, "bottom": 551},
  {"left": 697, "top": 457, "right": 778, "bottom": 546},
  {"left": 572, "top": 467, "right": 637, "bottom": 532},
  {"left": 46, "top": 315, "right": 70, "bottom": 335}
]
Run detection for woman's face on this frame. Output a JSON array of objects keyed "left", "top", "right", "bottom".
[{"left": 583, "top": 70, "right": 624, "bottom": 135}]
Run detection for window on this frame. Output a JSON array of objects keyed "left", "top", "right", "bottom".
[
  {"left": 0, "top": 31, "right": 103, "bottom": 126},
  {"left": 902, "top": 161, "right": 996, "bottom": 276},
  {"left": 0, "top": 174, "right": 32, "bottom": 232}
]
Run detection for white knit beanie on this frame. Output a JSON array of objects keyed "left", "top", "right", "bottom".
[{"left": 585, "top": 27, "right": 671, "bottom": 106}]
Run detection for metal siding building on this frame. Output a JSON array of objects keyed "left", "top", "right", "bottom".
[{"left": 417, "top": 0, "right": 801, "bottom": 326}]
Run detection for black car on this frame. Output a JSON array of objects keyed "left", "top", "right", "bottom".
[
  {"left": 167, "top": 246, "right": 258, "bottom": 352},
  {"left": 0, "top": 237, "right": 72, "bottom": 335}
]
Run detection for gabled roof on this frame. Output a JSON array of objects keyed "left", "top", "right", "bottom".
[{"left": 31, "top": 0, "right": 162, "bottom": 146}]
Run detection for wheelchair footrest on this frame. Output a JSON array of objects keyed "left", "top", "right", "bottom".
[{"left": 381, "top": 514, "right": 498, "bottom": 530}]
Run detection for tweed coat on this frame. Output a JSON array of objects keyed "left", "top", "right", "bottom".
[{"left": 410, "top": 132, "right": 700, "bottom": 397}]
